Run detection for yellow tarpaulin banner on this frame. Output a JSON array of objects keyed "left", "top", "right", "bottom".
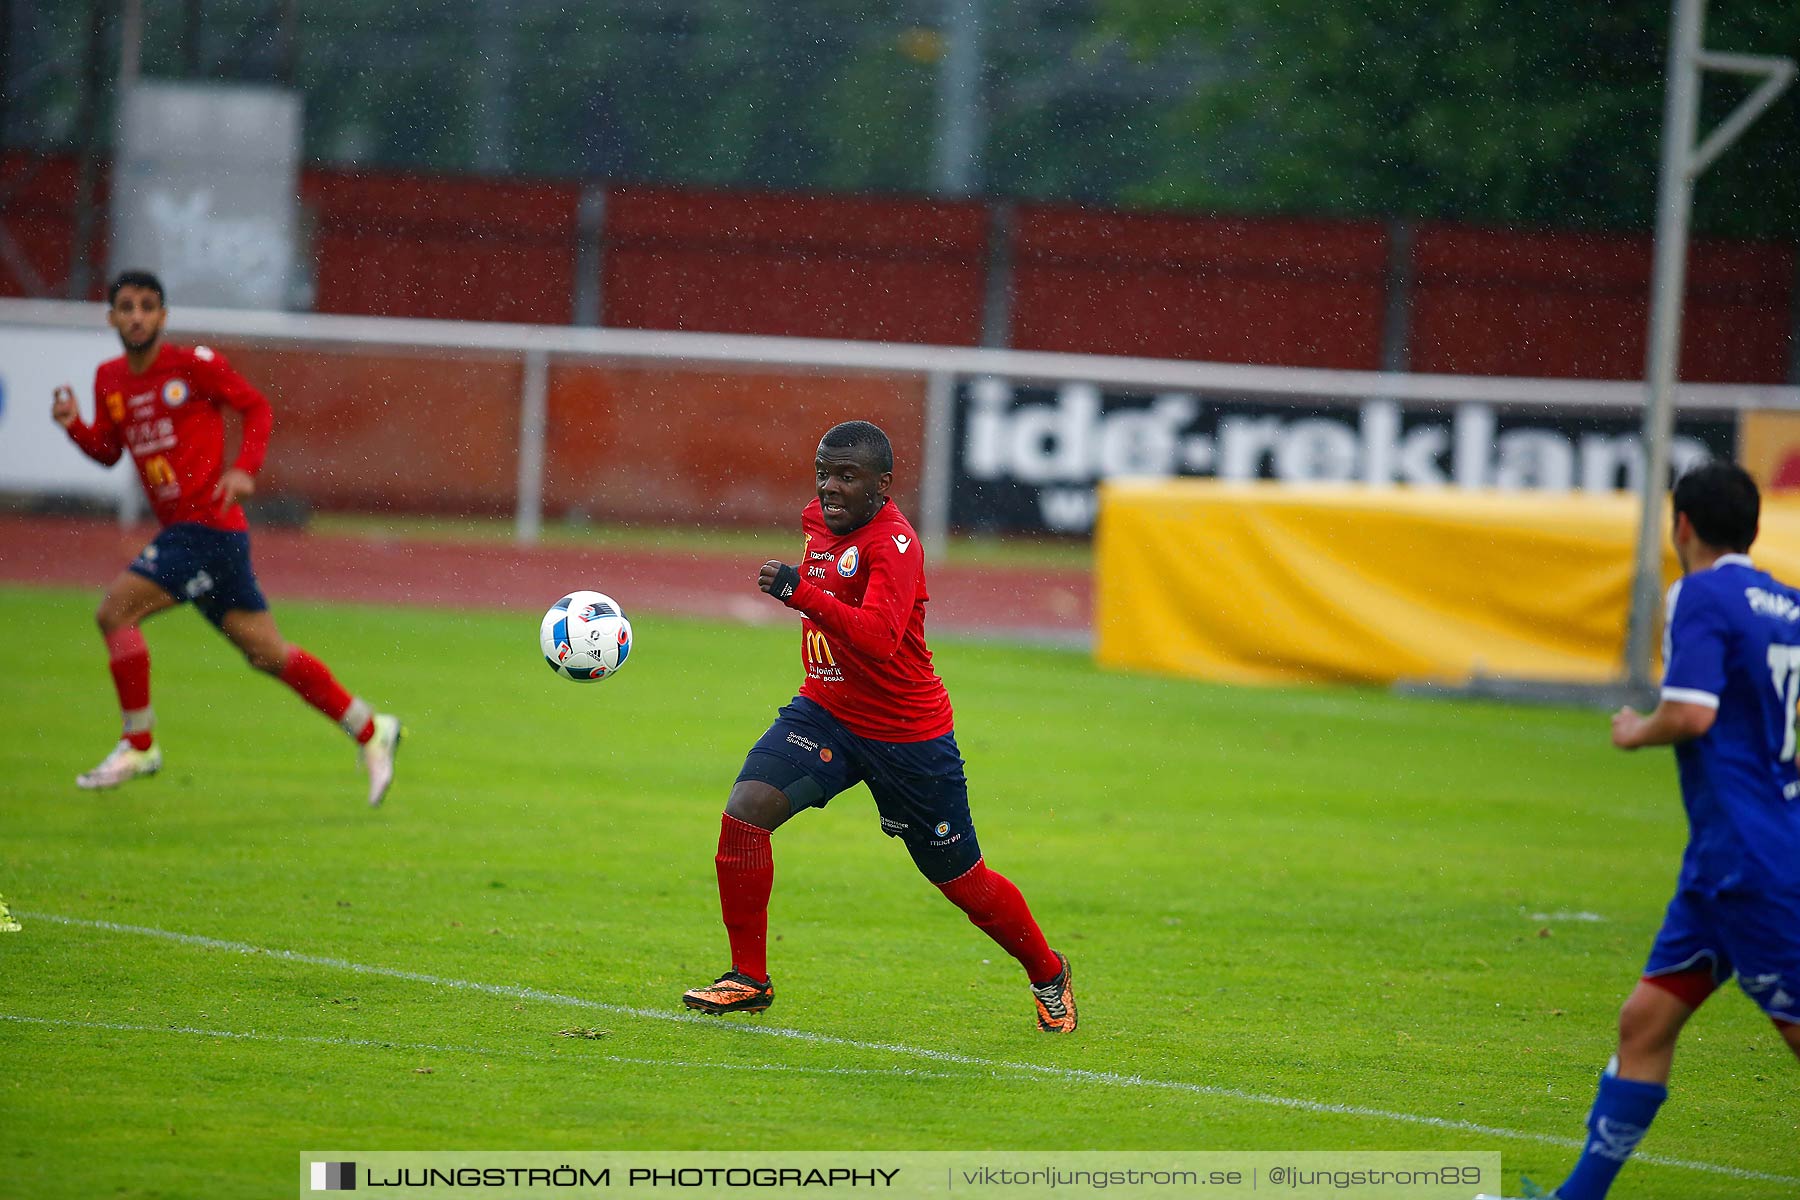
[{"left": 1094, "top": 480, "right": 1800, "bottom": 687}]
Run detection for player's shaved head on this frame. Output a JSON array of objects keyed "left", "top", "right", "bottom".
[
  {"left": 819, "top": 421, "right": 893, "bottom": 474},
  {"left": 1673, "top": 460, "right": 1759, "bottom": 553}
]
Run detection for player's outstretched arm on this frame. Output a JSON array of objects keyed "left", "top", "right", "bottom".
[
  {"left": 767, "top": 553, "right": 910, "bottom": 658},
  {"left": 1612, "top": 701, "right": 1716, "bottom": 749},
  {"left": 53, "top": 384, "right": 123, "bottom": 465}
]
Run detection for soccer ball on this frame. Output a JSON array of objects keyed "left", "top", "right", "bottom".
[{"left": 540, "top": 591, "right": 633, "bottom": 682}]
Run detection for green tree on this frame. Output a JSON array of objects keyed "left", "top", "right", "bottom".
[{"left": 1098, "top": 0, "right": 1800, "bottom": 238}]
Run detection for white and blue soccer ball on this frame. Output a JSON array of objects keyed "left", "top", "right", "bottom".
[{"left": 540, "top": 590, "right": 633, "bottom": 682}]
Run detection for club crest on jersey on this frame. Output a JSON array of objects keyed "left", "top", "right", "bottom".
[
  {"left": 837, "top": 546, "right": 859, "bottom": 577},
  {"left": 161, "top": 379, "right": 190, "bottom": 408},
  {"left": 934, "top": 821, "right": 951, "bottom": 837}
]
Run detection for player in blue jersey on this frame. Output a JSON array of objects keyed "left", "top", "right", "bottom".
[{"left": 1483, "top": 462, "right": 1800, "bottom": 1200}]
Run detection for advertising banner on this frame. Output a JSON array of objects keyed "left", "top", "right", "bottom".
[{"left": 952, "top": 378, "right": 1737, "bottom": 534}]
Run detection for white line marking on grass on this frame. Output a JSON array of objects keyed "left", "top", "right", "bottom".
[
  {"left": 0, "top": 1014, "right": 971, "bottom": 1081},
  {"left": 27, "top": 912, "right": 1798, "bottom": 1189},
  {"left": 1528, "top": 912, "right": 1607, "bottom": 923}
]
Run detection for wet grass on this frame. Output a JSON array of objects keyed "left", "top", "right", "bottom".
[{"left": 2, "top": 586, "right": 1793, "bottom": 1199}]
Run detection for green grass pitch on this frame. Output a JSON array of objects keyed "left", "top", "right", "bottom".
[{"left": 1, "top": 584, "right": 1793, "bottom": 1198}]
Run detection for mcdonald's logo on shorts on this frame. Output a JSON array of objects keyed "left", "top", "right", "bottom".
[{"left": 803, "top": 628, "right": 835, "bottom": 667}]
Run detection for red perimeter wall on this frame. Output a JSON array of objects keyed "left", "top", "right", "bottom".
[
  {"left": 1008, "top": 206, "right": 1391, "bottom": 368},
  {"left": 3, "top": 152, "right": 1792, "bottom": 383},
  {"left": 303, "top": 168, "right": 581, "bottom": 325},
  {"left": 0, "top": 154, "right": 101, "bottom": 297},
  {"left": 601, "top": 187, "right": 989, "bottom": 345},
  {"left": 1410, "top": 224, "right": 1794, "bottom": 383}
]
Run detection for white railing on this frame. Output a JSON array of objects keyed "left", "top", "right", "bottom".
[{"left": 5, "top": 297, "right": 1795, "bottom": 547}]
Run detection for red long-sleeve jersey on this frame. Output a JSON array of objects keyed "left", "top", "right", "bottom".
[
  {"left": 783, "top": 498, "right": 954, "bottom": 742},
  {"left": 66, "top": 343, "right": 273, "bottom": 533}
]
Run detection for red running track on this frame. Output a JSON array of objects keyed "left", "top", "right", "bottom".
[{"left": 0, "top": 516, "right": 1090, "bottom": 645}]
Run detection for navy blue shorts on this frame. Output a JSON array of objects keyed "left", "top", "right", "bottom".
[
  {"left": 1644, "top": 886, "right": 1800, "bottom": 1024},
  {"left": 128, "top": 523, "right": 268, "bottom": 627},
  {"left": 736, "top": 696, "right": 982, "bottom": 884}
]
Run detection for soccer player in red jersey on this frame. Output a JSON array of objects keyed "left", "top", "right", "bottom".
[
  {"left": 682, "top": 421, "right": 1077, "bottom": 1032},
  {"left": 50, "top": 270, "right": 402, "bottom": 804}
]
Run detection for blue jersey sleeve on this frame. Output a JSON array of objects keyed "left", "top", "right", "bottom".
[{"left": 1662, "top": 579, "right": 1728, "bottom": 708}]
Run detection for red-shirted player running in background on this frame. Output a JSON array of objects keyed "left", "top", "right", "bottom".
[
  {"left": 682, "top": 420, "right": 1077, "bottom": 1032},
  {"left": 51, "top": 270, "right": 401, "bottom": 803}
]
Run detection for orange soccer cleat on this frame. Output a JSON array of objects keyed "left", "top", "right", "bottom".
[{"left": 682, "top": 971, "right": 775, "bottom": 1015}]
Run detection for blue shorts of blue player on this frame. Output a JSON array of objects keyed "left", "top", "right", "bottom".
[
  {"left": 736, "top": 696, "right": 981, "bottom": 885},
  {"left": 128, "top": 521, "right": 268, "bottom": 626},
  {"left": 1642, "top": 884, "right": 1800, "bottom": 1024}
]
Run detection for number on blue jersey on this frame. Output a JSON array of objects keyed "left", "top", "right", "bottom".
[{"left": 1770, "top": 644, "right": 1800, "bottom": 763}]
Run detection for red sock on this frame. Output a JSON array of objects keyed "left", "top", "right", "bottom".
[
  {"left": 279, "top": 648, "right": 374, "bottom": 743},
  {"left": 715, "top": 813, "right": 774, "bottom": 981},
  {"left": 105, "top": 627, "right": 154, "bottom": 751},
  {"left": 936, "top": 859, "right": 1062, "bottom": 983}
]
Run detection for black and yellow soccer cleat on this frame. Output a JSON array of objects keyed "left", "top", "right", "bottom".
[{"left": 682, "top": 970, "right": 775, "bottom": 1015}]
